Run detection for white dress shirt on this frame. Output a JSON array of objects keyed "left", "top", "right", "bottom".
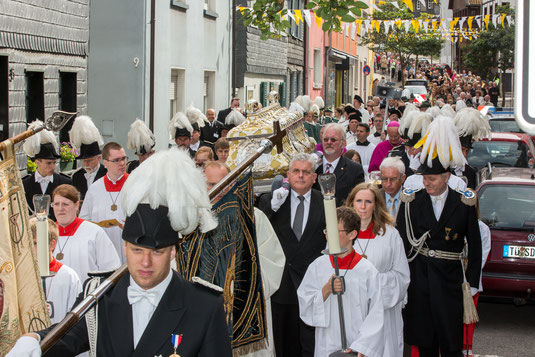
[
  {"left": 290, "top": 189, "right": 311, "bottom": 236},
  {"left": 322, "top": 157, "right": 340, "bottom": 174},
  {"left": 190, "top": 141, "right": 200, "bottom": 151},
  {"left": 430, "top": 189, "right": 449, "bottom": 221},
  {"left": 128, "top": 268, "right": 173, "bottom": 348},
  {"left": 35, "top": 170, "right": 54, "bottom": 193},
  {"left": 84, "top": 164, "right": 101, "bottom": 188}
]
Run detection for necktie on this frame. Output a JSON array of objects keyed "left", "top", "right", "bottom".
[
  {"left": 325, "top": 163, "right": 333, "bottom": 174},
  {"left": 388, "top": 198, "right": 396, "bottom": 216},
  {"left": 432, "top": 196, "right": 443, "bottom": 204},
  {"left": 127, "top": 285, "right": 158, "bottom": 307},
  {"left": 293, "top": 196, "right": 305, "bottom": 241},
  {"left": 36, "top": 175, "right": 52, "bottom": 184}
]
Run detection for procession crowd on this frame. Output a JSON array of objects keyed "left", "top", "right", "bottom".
[{"left": 7, "top": 64, "right": 494, "bottom": 356}]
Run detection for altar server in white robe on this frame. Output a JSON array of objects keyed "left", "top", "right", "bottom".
[
  {"left": 298, "top": 206, "right": 385, "bottom": 357},
  {"left": 52, "top": 184, "right": 120, "bottom": 282},
  {"left": 346, "top": 183, "right": 410, "bottom": 357},
  {"left": 346, "top": 123, "right": 377, "bottom": 173},
  {"left": 80, "top": 142, "right": 129, "bottom": 262}
]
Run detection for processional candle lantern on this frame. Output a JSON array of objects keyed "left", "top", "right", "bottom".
[{"left": 33, "top": 194, "right": 51, "bottom": 276}]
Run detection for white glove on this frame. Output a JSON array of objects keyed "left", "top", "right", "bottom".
[
  {"left": 271, "top": 187, "right": 289, "bottom": 212},
  {"left": 6, "top": 335, "right": 41, "bottom": 357},
  {"left": 408, "top": 153, "right": 421, "bottom": 172}
]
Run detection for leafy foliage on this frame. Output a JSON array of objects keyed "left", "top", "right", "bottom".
[{"left": 239, "top": 0, "right": 368, "bottom": 39}]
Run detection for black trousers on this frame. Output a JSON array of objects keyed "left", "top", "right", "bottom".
[{"left": 271, "top": 301, "right": 315, "bottom": 357}]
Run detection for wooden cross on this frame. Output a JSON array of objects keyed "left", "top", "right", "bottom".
[{"left": 268, "top": 120, "right": 286, "bottom": 154}]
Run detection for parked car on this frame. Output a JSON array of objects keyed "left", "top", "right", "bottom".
[
  {"left": 466, "top": 132, "right": 535, "bottom": 171},
  {"left": 477, "top": 167, "right": 535, "bottom": 303},
  {"left": 405, "top": 79, "right": 428, "bottom": 88},
  {"left": 486, "top": 107, "right": 521, "bottom": 133}
]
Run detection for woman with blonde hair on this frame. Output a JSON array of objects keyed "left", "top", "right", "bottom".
[{"left": 345, "top": 182, "right": 410, "bottom": 357}]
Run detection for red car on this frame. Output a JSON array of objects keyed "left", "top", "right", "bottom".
[
  {"left": 477, "top": 167, "right": 535, "bottom": 303},
  {"left": 467, "top": 132, "right": 535, "bottom": 171}
]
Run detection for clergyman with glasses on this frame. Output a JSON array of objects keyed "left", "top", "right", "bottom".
[{"left": 80, "top": 142, "right": 129, "bottom": 263}]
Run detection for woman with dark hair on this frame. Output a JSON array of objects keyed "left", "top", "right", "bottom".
[
  {"left": 345, "top": 182, "right": 410, "bottom": 357},
  {"left": 52, "top": 184, "right": 120, "bottom": 282}
]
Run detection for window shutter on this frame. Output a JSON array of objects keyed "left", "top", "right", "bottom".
[
  {"left": 260, "top": 82, "right": 267, "bottom": 107},
  {"left": 279, "top": 82, "right": 286, "bottom": 107},
  {"left": 170, "top": 74, "right": 177, "bottom": 100}
]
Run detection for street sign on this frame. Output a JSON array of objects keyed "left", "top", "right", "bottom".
[
  {"left": 515, "top": 0, "right": 535, "bottom": 135},
  {"left": 363, "top": 65, "right": 371, "bottom": 76}
]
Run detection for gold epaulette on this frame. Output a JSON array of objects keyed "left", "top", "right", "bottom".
[
  {"left": 400, "top": 187, "right": 422, "bottom": 203},
  {"left": 455, "top": 188, "right": 477, "bottom": 206}
]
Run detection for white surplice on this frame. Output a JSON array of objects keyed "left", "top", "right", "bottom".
[
  {"left": 80, "top": 177, "right": 126, "bottom": 262},
  {"left": 297, "top": 254, "right": 385, "bottom": 357},
  {"left": 46, "top": 264, "right": 82, "bottom": 324},
  {"left": 354, "top": 225, "right": 410, "bottom": 357},
  {"left": 346, "top": 141, "right": 377, "bottom": 173},
  {"left": 242, "top": 208, "right": 286, "bottom": 357},
  {"left": 53, "top": 220, "right": 121, "bottom": 282}
]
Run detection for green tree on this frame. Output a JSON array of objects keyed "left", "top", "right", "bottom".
[
  {"left": 239, "top": 0, "right": 368, "bottom": 40},
  {"left": 359, "top": 2, "right": 443, "bottom": 86},
  {"left": 462, "top": 5, "right": 514, "bottom": 106}
]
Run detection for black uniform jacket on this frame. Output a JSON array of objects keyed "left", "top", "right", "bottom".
[
  {"left": 459, "top": 164, "right": 477, "bottom": 190},
  {"left": 258, "top": 189, "right": 326, "bottom": 305},
  {"left": 23, "top": 172, "right": 72, "bottom": 220},
  {"left": 396, "top": 188, "right": 482, "bottom": 351},
  {"left": 314, "top": 155, "right": 365, "bottom": 206},
  {"left": 38, "top": 271, "right": 232, "bottom": 357},
  {"left": 72, "top": 165, "right": 107, "bottom": 200},
  {"left": 201, "top": 121, "right": 225, "bottom": 144}
]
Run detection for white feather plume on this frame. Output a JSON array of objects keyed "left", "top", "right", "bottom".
[
  {"left": 311, "top": 104, "right": 320, "bottom": 117},
  {"left": 455, "top": 100, "right": 467, "bottom": 111},
  {"left": 314, "top": 96, "right": 325, "bottom": 109},
  {"left": 295, "top": 95, "right": 311, "bottom": 113},
  {"left": 23, "top": 120, "right": 58, "bottom": 158},
  {"left": 440, "top": 104, "right": 456, "bottom": 118},
  {"left": 225, "top": 109, "right": 246, "bottom": 126},
  {"left": 399, "top": 110, "right": 418, "bottom": 134},
  {"left": 401, "top": 103, "right": 418, "bottom": 120},
  {"left": 185, "top": 104, "right": 208, "bottom": 128},
  {"left": 408, "top": 112, "right": 433, "bottom": 138},
  {"left": 289, "top": 102, "right": 305, "bottom": 114},
  {"left": 454, "top": 108, "right": 491, "bottom": 140},
  {"left": 419, "top": 115, "right": 465, "bottom": 169},
  {"left": 69, "top": 115, "right": 104, "bottom": 151},
  {"left": 121, "top": 148, "right": 217, "bottom": 234},
  {"left": 127, "top": 119, "right": 155, "bottom": 153},
  {"left": 169, "top": 112, "right": 192, "bottom": 140},
  {"left": 426, "top": 106, "right": 442, "bottom": 119}
]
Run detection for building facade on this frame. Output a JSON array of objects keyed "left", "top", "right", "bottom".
[
  {"left": 0, "top": 0, "right": 89, "bottom": 168},
  {"left": 306, "top": 12, "right": 326, "bottom": 103},
  {"left": 448, "top": 0, "right": 482, "bottom": 70}
]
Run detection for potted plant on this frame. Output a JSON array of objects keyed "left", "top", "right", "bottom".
[
  {"left": 59, "top": 142, "right": 77, "bottom": 172},
  {"left": 27, "top": 157, "right": 36, "bottom": 173}
]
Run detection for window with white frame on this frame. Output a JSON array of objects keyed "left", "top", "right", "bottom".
[
  {"left": 203, "top": 71, "right": 215, "bottom": 112},
  {"left": 313, "top": 49, "right": 322, "bottom": 87},
  {"left": 427, "top": 0, "right": 432, "bottom": 9},
  {"left": 416, "top": 0, "right": 421, "bottom": 11},
  {"left": 170, "top": 68, "right": 185, "bottom": 119}
]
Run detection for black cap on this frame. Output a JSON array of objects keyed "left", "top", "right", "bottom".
[
  {"left": 348, "top": 112, "right": 362, "bottom": 122},
  {"left": 420, "top": 101, "right": 431, "bottom": 109},
  {"left": 389, "top": 109, "right": 402, "bottom": 118},
  {"left": 459, "top": 135, "right": 473, "bottom": 149},
  {"left": 175, "top": 128, "right": 191, "bottom": 139},
  {"left": 122, "top": 204, "right": 178, "bottom": 249},
  {"left": 354, "top": 95, "right": 364, "bottom": 104},
  {"left": 417, "top": 156, "right": 449, "bottom": 175},
  {"left": 135, "top": 144, "right": 155, "bottom": 155},
  {"left": 77, "top": 142, "right": 101, "bottom": 159},
  {"left": 324, "top": 107, "right": 333, "bottom": 113},
  {"left": 191, "top": 122, "right": 200, "bottom": 132},
  {"left": 344, "top": 105, "right": 357, "bottom": 115},
  {"left": 34, "top": 143, "right": 61, "bottom": 160}
]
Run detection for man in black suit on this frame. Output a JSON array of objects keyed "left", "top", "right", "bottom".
[
  {"left": 313, "top": 123, "right": 365, "bottom": 206},
  {"left": 23, "top": 143, "right": 71, "bottom": 221},
  {"left": 216, "top": 97, "right": 240, "bottom": 124},
  {"left": 8, "top": 151, "right": 232, "bottom": 357},
  {"left": 258, "top": 153, "right": 326, "bottom": 357},
  {"left": 201, "top": 108, "right": 225, "bottom": 145},
  {"left": 379, "top": 156, "right": 406, "bottom": 220}
]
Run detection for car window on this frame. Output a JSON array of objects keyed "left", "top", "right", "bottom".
[
  {"left": 405, "top": 86, "right": 427, "bottom": 95},
  {"left": 467, "top": 140, "right": 529, "bottom": 170},
  {"left": 489, "top": 119, "right": 522, "bottom": 133},
  {"left": 479, "top": 184, "right": 535, "bottom": 230}
]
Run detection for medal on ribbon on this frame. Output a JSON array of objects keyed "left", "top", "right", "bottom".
[{"left": 169, "top": 334, "right": 182, "bottom": 357}]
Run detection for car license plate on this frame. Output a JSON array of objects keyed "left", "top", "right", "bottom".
[{"left": 503, "top": 245, "right": 535, "bottom": 259}]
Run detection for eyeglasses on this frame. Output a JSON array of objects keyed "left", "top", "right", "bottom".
[
  {"left": 323, "top": 229, "right": 347, "bottom": 234},
  {"left": 106, "top": 156, "right": 128, "bottom": 164},
  {"left": 323, "top": 137, "right": 339, "bottom": 143},
  {"left": 380, "top": 177, "right": 401, "bottom": 183}
]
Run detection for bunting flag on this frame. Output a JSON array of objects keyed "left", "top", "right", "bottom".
[
  {"left": 500, "top": 13, "right": 507, "bottom": 27},
  {"left": 391, "top": 1, "right": 400, "bottom": 9},
  {"left": 412, "top": 20, "right": 420, "bottom": 33},
  {"left": 467, "top": 16, "right": 474, "bottom": 30},
  {"left": 506, "top": 15, "right": 512, "bottom": 26},
  {"left": 450, "top": 17, "right": 459, "bottom": 32},
  {"left": 475, "top": 15, "right": 482, "bottom": 29},
  {"left": 303, "top": 9, "right": 311, "bottom": 27},
  {"left": 315, "top": 13, "right": 322, "bottom": 29},
  {"left": 492, "top": 14, "right": 499, "bottom": 28},
  {"left": 396, "top": 19, "right": 403, "bottom": 29},
  {"left": 356, "top": 19, "right": 363, "bottom": 35},
  {"left": 400, "top": 0, "right": 414, "bottom": 12},
  {"left": 418, "top": 0, "right": 426, "bottom": 9},
  {"left": 287, "top": 11, "right": 295, "bottom": 23},
  {"left": 483, "top": 14, "right": 490, "bottom": 30},
  {"left": 294, "top": 9, "right": 303, "bottom": 25},
  {"left": 370, "top": 3, "right": 383, "bottom": 12}
]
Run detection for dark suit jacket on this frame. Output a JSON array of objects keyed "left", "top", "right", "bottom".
[
  {"left": 314, "top": 156, "right": 365, "bottom": 206},
  {"left": 72, "top": 165, "right": 107, "bottom": 200},
  {"left": 23, "top": 172, "right": 72, "bottom": 220},
  {"left": 258, "top": 189, "right": 326, "bottom": 305},
  {"left": 201, "top": 121, "right": 225, "bottom": 144},
  {"left": 396, "top": 188, "right": 481, "bottom": 350},
  {"left": 38, "top": 271, "right": 232, "bottom": 357},
  {"left": 217, "top": 108, "right": 232, "bottom": 124},
  {"left": 460, "top": 164, "right": 477, "bottom": 190}
]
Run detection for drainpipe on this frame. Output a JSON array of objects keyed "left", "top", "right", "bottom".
[
  {"left": 303, "top": 8, "right": 308, "bottom": 95},
  {"left": 232, "top": 0, "right": 237, "bottom": 98},
  {"left": 149, "top": 0, "right": 156, "bottom": 131}
]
